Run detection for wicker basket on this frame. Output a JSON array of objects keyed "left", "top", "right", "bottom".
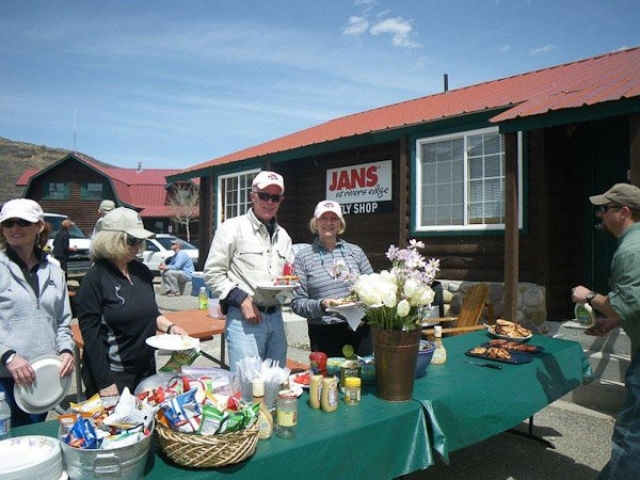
[{"left": 155, "top": 419, "right": 259, "bottom": 468}]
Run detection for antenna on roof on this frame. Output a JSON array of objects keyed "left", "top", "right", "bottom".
[
  {"left": 137, "top": 162, "right": 143, "bottom": 173},
  {"left": 73, "top": 109, "right": 77, "bottom": 153},
  {"left": 444, "top": 74, "right": 449, "bottom": 92}
]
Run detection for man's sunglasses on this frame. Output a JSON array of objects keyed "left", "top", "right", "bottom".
[
  {"left": 598, "top": 205, "right": 623, "bottom": 213},
  {"left": 127, "top": 235, "right": 144, "bottom": 246},
  {"left": 1, "top": 219, "right": 34, "bottom": 228},
  {"left": 254, "top": 191, "right": 283, "bottom": 203}
]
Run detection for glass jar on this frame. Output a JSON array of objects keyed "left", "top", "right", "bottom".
[
  {"left": 339, "top": 360, "right": 361, "bottom": 392},
  {"left": 343, "top": 377, "right": 361, "bottom": 406},
  {"left": 275, "top": 390, "right": 298, "bottom": 438}
]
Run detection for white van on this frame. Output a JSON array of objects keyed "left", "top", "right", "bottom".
[{"left": 44, "top": 213, "right": 92, "bottom": 276}]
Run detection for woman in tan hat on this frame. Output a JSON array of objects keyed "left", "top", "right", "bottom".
[
  {"left": 291, "top": 200, "right": 374, "bottom": 357},
  {"left": 74, "top": 207, "right": 187, "bottom": 398},
  {"left": 0, "top": 198, "right": 75, "bottom": 426}
]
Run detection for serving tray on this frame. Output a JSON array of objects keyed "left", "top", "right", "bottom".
[
  {"left": 481, "top": 341, "right": 544, "bottom": 354},
  {"left": 465, "top": 349, "right": 533, "bottom": 364}
]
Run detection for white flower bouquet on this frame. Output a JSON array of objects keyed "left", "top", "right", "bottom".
[{"left": 353, "top": 240, "right": 440, "bottom": 331}]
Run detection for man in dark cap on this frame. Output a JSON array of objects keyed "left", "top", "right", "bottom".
[
  {"left": 572, "top": 182, "right": 640, "bottom": 479},
  {"left": 52, "top": 218, "right": 77, "bottom": 275}
]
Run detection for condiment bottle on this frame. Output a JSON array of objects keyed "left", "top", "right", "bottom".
[
  {"left": 309, "top": 373, "right": 322, "bottom": 409},
  {"left": 321, "top": 376, "right": 339, "bottom": 413},
  {"left": 283, "top": 262, "right": 294, "bottom": 276},
  {"left": 275, "top": 389, "right": 298, "bottom": 438},
  {"left": 198, "top": 286, "right": 208, "bottom": 310},
  {"left": 431, "top": 325, "right": 447, "bottom": 365},
  {"left": 0, "top": 392, "right": 10, "bottom": 440},
  {"left": 575, "top": 303, "right": 596, "bottom": 327},
  {"left": 252, "top": 379, "right": 274, "bottom": 440},
  {"left": 343, "top": 377, "right": 361, "bottom": 406}
]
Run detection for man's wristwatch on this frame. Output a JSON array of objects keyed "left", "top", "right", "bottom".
[
  {"left": 4, "top": 352, "right": 16, "bottom": 366},
  {"left": 586, "top": 292, "right": 596, "bottom": 305}
]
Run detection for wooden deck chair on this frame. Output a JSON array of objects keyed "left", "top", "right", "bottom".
[{"left": 422, "top": 283, "right": 493, "bottom": 337}]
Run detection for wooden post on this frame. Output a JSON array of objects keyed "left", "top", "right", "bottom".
[
  {"left": 630, "top": 114, "right": 640, "bottom": 186},
  {"left": 198, "top": 172, "right": 214, "bottom": 270},
  {"left": 399, "top": 136, "right": 408, "bottom": 247},
  {"left": 504, "top": 133, "right": 519, "bottom": 320}
]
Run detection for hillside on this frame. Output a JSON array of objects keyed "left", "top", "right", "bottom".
[{"left": 0, "top": 137, "right": 99, "bottom": 204}]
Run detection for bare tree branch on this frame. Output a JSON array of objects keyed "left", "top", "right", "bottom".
[{"left": 167, "top": 183, "right": 199, "bottom": 241}]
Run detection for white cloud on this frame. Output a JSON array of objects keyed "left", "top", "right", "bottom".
[
  {"left": 498, "top": 45, "right": 511, "bottom": 52},
  {"left": 531, "top": 44, "right": 556, "bottom": 55},
  {"left": 343, "top": 16, "right": 369, "bottom": 36},
  {"left": 369, "top": 17, "right": 420, "bottom": 48}
]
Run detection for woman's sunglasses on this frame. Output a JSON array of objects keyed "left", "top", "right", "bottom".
[
  {"left": 254, "top": 191, "right": 283, "bottom": 203},
  {"left": 1, "top": 219, "right": 34, "bottom": 228},
  {"left": 127, "top": 235, "right": 144, "bottom": 246}
]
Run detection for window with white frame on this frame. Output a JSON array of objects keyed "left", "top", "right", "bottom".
[
  {"left": 216, "top": 169, "right": 260, "bottom": 225},
  {"left": 415, "top": 128, "right": 522, "bottom": 231}
]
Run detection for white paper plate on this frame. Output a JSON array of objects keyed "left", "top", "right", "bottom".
[
  {"left": 0, "top": 435, "right": 62, "bottom": 476},
  {"left": 326, "top": 301, "right": 361, "bottom": 311},
  {"left": 145, "top": 334, "right": 200, "bottom": 351},
  {"left": 255, "top": 283, "right": 299, "bottom": 292},
  {"left": 288, "top": 383, "right": 303, "bottom": 397},
  {"left": 14, "top": 355, "right": 71, "bottom": 414},
  {"left": 289, "top": 371, "right": 311, "bottom": 389}
]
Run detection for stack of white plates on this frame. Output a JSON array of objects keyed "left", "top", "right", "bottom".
[{"left": 0, "top": 435, "right": 66, "bottom": 480}]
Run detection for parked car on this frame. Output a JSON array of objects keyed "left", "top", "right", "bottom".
[
  {"left": 141, "top": 234, "right": 199, "bottom": 273},
  {"left": 44, "top": 213, "right": 92, "bottom": 277}
]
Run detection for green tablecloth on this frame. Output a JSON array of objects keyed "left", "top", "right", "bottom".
[
  {"left": 10, "top": 330, "right": 588, "bottom": 478},
  {"left": 412, "top": 330, "right": 591, "bottom": 461},
  {"left": 13, "top": 388, "right": 432, "bottom": 480}
]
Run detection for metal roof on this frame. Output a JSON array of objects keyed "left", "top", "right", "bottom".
[
  {"left": 179, "top": 46, "right": 640, "bottom": 177},
  {"left": 18, "top": 154, "right": 197, "bottom": 218}
]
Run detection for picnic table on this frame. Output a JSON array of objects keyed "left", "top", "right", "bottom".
[{"left": 21, "top": 328, "right": 588, "bottom": 478}]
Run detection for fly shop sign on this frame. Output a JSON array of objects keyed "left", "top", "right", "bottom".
[{"left": 325, "top": 160, "right": 392, "bottom": 215}]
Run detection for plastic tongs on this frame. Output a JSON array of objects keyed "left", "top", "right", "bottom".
[{"left": 464, "top": 360, "right": 502, "bottom": 370}]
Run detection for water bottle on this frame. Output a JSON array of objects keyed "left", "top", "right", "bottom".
[
  {"left": 0, "top": 391, "right": 11, "bottom": 440},
  {"left": 198, "top": 286, "right": 208, "bottom": 310}
]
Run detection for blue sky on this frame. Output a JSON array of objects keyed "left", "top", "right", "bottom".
[{"left": 1, "top": 0, "right": 638, "bottom": 169}]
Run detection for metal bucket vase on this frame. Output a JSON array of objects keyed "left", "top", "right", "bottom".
[{"left": 373, "top": 328, "right": 421, "bottom": 401}]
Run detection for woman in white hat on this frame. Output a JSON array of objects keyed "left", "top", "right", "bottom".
[
  {"left": 74, "top": 207, "right": 187, "bottom": 398},
  {"left": 291, "top": 200, "right": 374, "bottom": 357},
  {"left": 0, "top": 198, "right": 75, "bottom": 426}
]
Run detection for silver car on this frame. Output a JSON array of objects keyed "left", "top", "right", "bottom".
[{"left": 141, "top": 234, "right": 199, "bottom": 273}]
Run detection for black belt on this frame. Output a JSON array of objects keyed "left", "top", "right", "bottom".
[{"left": 256, "top": 305, "right": 280, "bottom": 313}]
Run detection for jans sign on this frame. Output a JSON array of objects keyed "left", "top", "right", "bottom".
[{"left": 326, "top": 160, "right": 392, "bottom": 215}]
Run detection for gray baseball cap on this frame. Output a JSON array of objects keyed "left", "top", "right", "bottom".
[
  {"left": 101, "top": 207, "right": 154, "bottom": 239},
  {"left": 589, "top": 183, "right": 640, "bottom": 210}
]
